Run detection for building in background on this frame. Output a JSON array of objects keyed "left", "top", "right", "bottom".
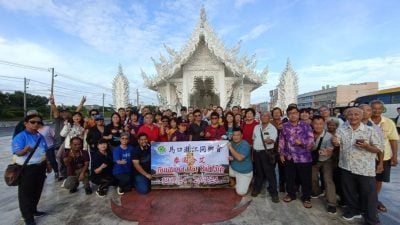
[
  {"left": 252, "top": 102, "right": 269, "bottom": 113},
  {"left": 141, "top": 7, "right": 267, "bottom": 110},
  {"left": 297, "top": 82, "right": 378, "bottom": 109}
]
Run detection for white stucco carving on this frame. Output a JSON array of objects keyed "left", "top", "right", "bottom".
[
  {"left": 142, "top": 6, "right": 268, "bottom": 108},
  {"left": 112, "top": 65, "right": 129, "bottom": 110},
  {"left": 274, "top": 59, "right": 299, "bottom": 110}
]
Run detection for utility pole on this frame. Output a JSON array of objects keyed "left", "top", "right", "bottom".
[
  {"left": 24, "top": 77, "right": 27, "bottom": 117},
  {"left": 50, "top": 67, "right": 55, "bottom": 119},
  {"left": 102, "top": 93, "right": 105, "bottom": 115},
  {"left": 136, "top": 89, "right": 139, "bottom": 108}
]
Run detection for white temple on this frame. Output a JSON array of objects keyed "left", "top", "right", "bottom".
[
  {"left": 142, "top": 6, "right": 267, "bottom": 109},
  {"left": 112, "top": 65, "right": 130, "bottom": 110},
  {"left": 270, "top": 58, "right": 298, "bottom": 110}
]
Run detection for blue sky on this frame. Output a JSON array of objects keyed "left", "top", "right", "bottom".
[{"left": 0, "top": 0, "right": 399, "bottom": 106}]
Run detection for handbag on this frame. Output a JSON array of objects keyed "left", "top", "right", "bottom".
[
  {"left": 4, "top": 136, "right": 41, "bottom": 186},
  {"left": 312, "top": 132, "right": 325, "bottom": 165},
  {"left": 259, "top": 127, "right": 276, "bottom": 164}
]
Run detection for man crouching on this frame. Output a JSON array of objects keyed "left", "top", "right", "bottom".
[{"left": 227, "top": 127, "right": 253, "bottom": 207}]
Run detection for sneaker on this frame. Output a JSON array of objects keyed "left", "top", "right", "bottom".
[
  {"left": 327, "top": 206, "right": 337, "bottom": 214},
  {"left": 96, "top": 190, "right": 106, "bottom": 198},
  {"left": 342, "top": 211, "right": 362, "bottom": 221},
  {"left": 117, "top": 187, "right": 124, "bottom": 196},
  {"left": 271, "top": 195, "right": 280, "bottom": 203},
  {"left": 69, "top": 188, "right": 78, "bottom": 194},
  {"left": 33, "top": 211, "right": 46, "bottom": 217},
  {"left": 85, "top": 187, "right": 93, "bottom": 195}
]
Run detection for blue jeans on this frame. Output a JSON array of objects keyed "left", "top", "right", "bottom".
[
  {"left": 46, "top": 146, "right": 58, "bottom": 173},
  {"left": 134, "top": 175, "right": 150, "bottom": 194}
]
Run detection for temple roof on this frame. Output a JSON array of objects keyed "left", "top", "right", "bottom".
[{"left": 142, "top": 6, "right": 268, "bottom": 89}]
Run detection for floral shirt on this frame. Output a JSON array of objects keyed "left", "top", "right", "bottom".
[
  {"left": 279, "top": 121, "right": 314, "bottom": 163},
  {"left": 337, "top": 122, "right": 382, "bottom": 177}
]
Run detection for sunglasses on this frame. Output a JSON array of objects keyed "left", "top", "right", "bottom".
[
  {"left": 91, "top": 113, "right": 98, "bottom": 116},
  {"left": 29, "top": 120, "right": 41, "bottom": 125}
]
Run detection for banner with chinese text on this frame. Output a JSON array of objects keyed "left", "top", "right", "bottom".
[{"left": 151, "top": 140, "right": 229, "bottom": 189}]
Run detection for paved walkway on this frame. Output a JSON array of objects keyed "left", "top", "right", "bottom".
[{"left": 0, "top": 135, "right": 399, "bottom": 225}]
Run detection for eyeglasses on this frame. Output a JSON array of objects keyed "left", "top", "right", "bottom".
[
  {"left": 162, "top": 120, "right": 169, "bottom": 122},
  {"left": 120, "top": 137, "right": 129, "bottom": 140},
  {"left": 29, "top": 120, "right": 41, "bottom": 125},
  {"left": 211, "top": 117, "right": 218, "bottom": 120},
  {"left": 194, "top": 114, "right": 201, "bottom": 117}
]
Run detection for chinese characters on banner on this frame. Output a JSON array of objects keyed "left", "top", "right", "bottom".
[{"left": 151, "top": 140, "right": 230, "bottom": 189}]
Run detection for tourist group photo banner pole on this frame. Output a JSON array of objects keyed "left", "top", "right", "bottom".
[{"left": 151, "top": 140, "right": 230, "bottom": 189}]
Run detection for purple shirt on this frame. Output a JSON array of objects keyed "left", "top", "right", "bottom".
[{"left": 279, "top": 121, "right": 314, "bottom": 163}]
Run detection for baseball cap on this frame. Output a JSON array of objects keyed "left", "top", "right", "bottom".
[
  {"left": 95, "top": 114, "right": 104, "bottom": 120},
  {"left": 27, "top": 110, "right": 39, "bottom": 116}
]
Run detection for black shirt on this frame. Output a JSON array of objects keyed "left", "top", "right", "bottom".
[
  {"left": 189, "top": 120, "right": 208, "bottom": 141},
  {"left": 132, "top": 145, "right": 151, "bottom": 175},
  {"left": 86, "top": 126, "right": 104, "bottom": 152},
  {"left": 90, "top": 151, "right": 113, "bottom": 179}
]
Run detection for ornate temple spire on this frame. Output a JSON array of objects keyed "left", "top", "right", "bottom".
[
  {"left": 142, "top": 6, "right": 268, "bottom": 90},
  {"left": 112, "top": 65, "right": 130, "bottom": 110},
  {"left": 275, "top": 58, "right": 298, "bottom": 110},
  {"left": 200, "top": 5, "right": 207, "bottom": 27}
]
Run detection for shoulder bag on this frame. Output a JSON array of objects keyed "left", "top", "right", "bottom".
[
  {"left": 259, "top": 127, "right": 276, "bottom": 164},
  {"left": 4, "top": 136, "right": 41, "bottom": 186},
  {"left": 312, "top": 133, "right": 325, "bottom": 165}
]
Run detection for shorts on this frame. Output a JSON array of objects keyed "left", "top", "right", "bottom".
[
  {"left": 376, "top": 160, "right": 391, "bottom": 182},
  {"left": 229, "top": 166, "right": 253, "bottom": 196}
]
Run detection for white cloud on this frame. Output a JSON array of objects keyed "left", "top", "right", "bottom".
[
  {"left": 234, "top": 0, "right": 256, "bottom": 9},
  {"left": 297, "top": 55, "right": 400, "bottom": 92},
  {"left": 240, "top": 24, "right": 272, "bottom": 42}
]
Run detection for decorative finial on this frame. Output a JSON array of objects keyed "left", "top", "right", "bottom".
[
  {"left": 118, "top": 63, "right": 123, "bottom": 75},
  {"left": 286, "top": 58, "right": 291, "bottom": 69},
  {"left": 200, "top": 5, "right": 207, "bottom": 24}
]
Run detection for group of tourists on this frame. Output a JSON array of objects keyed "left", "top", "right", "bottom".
[{"left": 10, "top": 94, "right": 399, "bottom": 225}]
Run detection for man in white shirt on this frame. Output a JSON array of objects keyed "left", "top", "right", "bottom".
[
  {"left": 251, "top": 112, "right": 279, "bottom": 202},
  {"left": 333, "top": 107, "right": 381, "bottom": 224}
]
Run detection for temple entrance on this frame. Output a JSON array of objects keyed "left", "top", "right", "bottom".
[{"left": 190, "top": 77, "right": 220, "bottom": 107}]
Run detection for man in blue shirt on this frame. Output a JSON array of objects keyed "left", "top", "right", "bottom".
[
  {"left": 12, "top": 114, "right": 51, "bottom": 225},
  {"left": 227, "top": 127, "right": 253, "bottom": 203}
]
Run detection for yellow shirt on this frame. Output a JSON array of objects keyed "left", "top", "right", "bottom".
[{"left": 375, "top": 116, "right": 399, "bottom": 160}]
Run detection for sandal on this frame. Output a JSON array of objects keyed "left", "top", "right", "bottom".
[
  {"left": 303, "top": 200, "right": 312, "bottom": 208},
  {"left": 377, "top": 202, "right": 387, "bottom": 213},
  {"left": 283, "top": 195, "right": 294, "bottom": 203}
]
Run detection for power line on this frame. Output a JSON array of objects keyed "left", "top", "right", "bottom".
[
  {"left": 0, "top": 75, "right": 25, "bottom": 80},
  {"left": 56, "top": 71, "right": 112, "bottom": 91},
  {"left": 0, "top": 60, "right": 50, "bottom": 72}
]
